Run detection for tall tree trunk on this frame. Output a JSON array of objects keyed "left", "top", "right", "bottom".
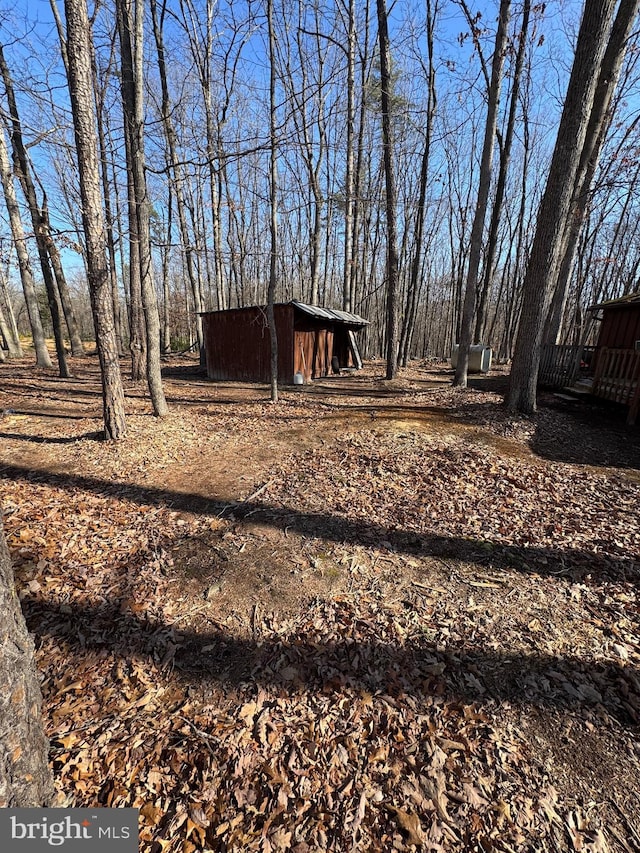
[
  {"left": 267, "top": 0, "right": 279, "bottom": 402},
  {"left": 117, "top": 0, "right": 168, "bottom": 416},
  {"left": 64, "top": 0, "right": 127, "bottom": 440},
  {"left": 376, "top": 0, "right": 400, "bottom": 379},
  {"left": 0, "top": 125, "right": 52, "bottom": 368},
  {"left": 150, "top": 0, "right": 203, "bottom": 355},
  {"left": 399, "top": 0, "right": 438, "bottom": 367},
  {"left": 474, "top": 0, "right": 530, "bottom": 345},
  {"left": 90, "top": 33, "right": 125, "bottom": 356},
  {"left": 0, "top": 47, "right": 71, "bottom": 379},
  {"left": 506, "top": 0, "right": 619, "bottom": 413},
  {"left": 0, "top": 514, "right": 54, "bottom": 807},
  {"left": 342, "top": 0, "right": 356, "bottom": 312},
  {"left": 161, "top": 187, "right": 172, "bottom": 354},
  {"left": 544, "top": 0, "right": 640, "bottom": 344},
  {"left": 42, "top": 200, "right": 85, "bottom": 356},
  {"left": 453, "top": 0, "right": 510, "bottom": 387},
  {"left": 0, "top": 265, "right": 22, "bottom": 357}
]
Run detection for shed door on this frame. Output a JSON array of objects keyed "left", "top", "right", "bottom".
[{"left": 312, "top": 328, "right": 334, "bottom": 378}]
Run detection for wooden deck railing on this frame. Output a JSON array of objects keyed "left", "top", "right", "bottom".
[
  {"left": 539, "top": 344, "right": 597, "bottom": 388},
  {"left": 592, "top": 347, "right": 640, "bottom": 425}
]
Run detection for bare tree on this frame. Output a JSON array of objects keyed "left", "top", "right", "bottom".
[
  {"left": 453, "top": 0, "right": 511, "bottom": 387},
  {"left": 267, "top": 0, "right": 279, "bottom": 402},
  {"left": 0, "top": 124, "right": 52, "bottom": 367},
  {"left": 0, "top": 514, "right": 54, "bottom": 807},
  {"left": 506, "top": 0, "right": 620, "bottom": 413},
  {"left": 0, "top": 48, "right": 79, "bottom": 375},
  {"left": 150, "top": 0, "right": 204, "bottom": 357},
  {"left": 399, "top": 0, "right": 439, "bottom": 366},
  {"left": 544, "top": 0, "right": 640, "bottom": 343},
  {"left": 64, "top": 0, "right": 127, "bottom": 440},
  {"left": 376, "top": 0, "right": 400, "bottom": 379},
  {"left": 0, "top": 261, "right": 22, "bottom": 357},
  {"left": 116, "top": 0, "right": 168, "bottom": 417}
]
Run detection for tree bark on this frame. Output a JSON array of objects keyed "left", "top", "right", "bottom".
[
  {"left": 376, "top": 0, "right": 400, "bottom": 379},
  {"left": 506, "top": 0, "right": 619, "bottom": 413},
  {"left": 267, "top": 0, "right": 279, "bottom": 402},
  {"left": 399, "top": 0, "right": 438, "bottom": 367},
  {"left": 544, "top": 0, "right": 640, "bottom": 344},
  {"left": 453, "top": 0, "right": 510, "bottom": 387},
  {"left": 0, "top": 265, "right": 22, "bottom": 357},
  {"left": 0, "top": 515, "right": 54, "bottom": 807},
  {"left": 0, "top": 46, "right": 71, "bottom": 379},
  {"left": 343, "top": 0, "right": 356, "bottom": 312},
  {"left": 475, "top": 0, "right": 530, "bottom": 345},
  {"left": 151, "top": 0, "right": 203, "bottom": 355},
  {"left": 0, "top": 125, "right": 52, "bottom": 368},
  {"left": 117, "top": 0, "right": 168, "bottom": 416},
  {"left": 65, "top": 0, "right": 128, "bottom": 440}
]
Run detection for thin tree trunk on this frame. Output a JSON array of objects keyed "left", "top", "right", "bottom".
[
  {"left": 42, "top": 200, "right": 85, "bottom": 356},
  {"left": 90, "top": 33, "right": 124, "bottom": 356},
  {"left": 0, "top": 266, "right": 22, "bottom": 357},
  {"left": 117, "top": 0, "right": 168, "bottom": 416},
  {"left": 161, "top": 186, "right": 172, "bottom": 354},
  {"left": 0, "top": 125, "right": 52, "bottom": 368},
  {"left": 453, "top": 0, "right": 510, "bottom": 387},
  {"left": 0, "top": 47, "right": 71, "bottom": 379},
  {"left": 342, "top": 0, "right": 356, "bottom": 312},
  {"left": 399, "top": 0, "right": 438, "bottom": 366},
  {"left": 376, "top": 0, "right": 400, "bottom": 379},
  {"left": 151, "top": 0, "right": 205, "bottom": 357},
  {"left": 475, "top": 0, "right": 530, "bottom": 344},
  {"left": 267, "top": 0, "right": 279, "bottom": 402}
]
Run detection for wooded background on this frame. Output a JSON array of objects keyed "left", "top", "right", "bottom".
[{"left": 0, "top": 0, "right": 638, "bottom": 422}]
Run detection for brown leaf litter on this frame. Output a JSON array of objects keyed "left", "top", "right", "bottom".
[{"left": 0, "top": 353, "right": 639, "bottom": 851}]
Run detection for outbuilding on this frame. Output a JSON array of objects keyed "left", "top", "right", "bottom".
[
  {"left": 200, "top": 300, "right": 368, "bottom": 384},
  {"left": 589, "top": 291, "right": 640, "bottom": 351},
  {"left": 588, "top": 291, "right": 640, "bottom": 425}
]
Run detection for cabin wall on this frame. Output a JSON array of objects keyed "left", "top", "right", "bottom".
[{"left": 597, "top": 306, "right": 640, "bottom": 350}]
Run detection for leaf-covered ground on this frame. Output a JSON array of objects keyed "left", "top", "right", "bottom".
[{"left": 1, "top": 353, "right": 639, "bottom": 852}]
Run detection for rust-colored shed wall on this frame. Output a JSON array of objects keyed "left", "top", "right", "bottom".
[
  {"left": 597, "top": 306, "right": 640, "bottom": 350},
  {"left": 202, "top": 305, "right": 293, "bottom": 382},
  {"left": 293, "top": 317, "right": 335, "bottom": 382}
]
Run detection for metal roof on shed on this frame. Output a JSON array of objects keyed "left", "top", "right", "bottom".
[
  {"left": 291, "top": 300, "right": 369, "bottom": 326},
  {"left": 588, "top": 291, "right": 640, "bottom": 311},
  {"left": 199, "top": 300, "right": 369, "bottom": 326}
]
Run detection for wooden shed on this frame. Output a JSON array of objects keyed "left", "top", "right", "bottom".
[
  {"left": 200, "top": 300, "right": 368, "bottom": 384},
  {"left": 590, "top": 291, "right": 640, "bottom": 350},
  {"left": 588, "top": 292, "right": 640, "bottom": 425}
]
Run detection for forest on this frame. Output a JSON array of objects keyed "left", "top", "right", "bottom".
[
  {"left": 0, "top": 0, "right": 638, "bottom": 410},
  {"left": 1, "top": 0, "right": 640, "bottom": 850}
]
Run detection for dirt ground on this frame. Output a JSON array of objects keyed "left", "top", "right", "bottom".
[{"left": 1, "top": 349, "right": 639, "bottom": 852}]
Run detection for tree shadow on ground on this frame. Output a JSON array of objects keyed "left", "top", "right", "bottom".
[
  {"left": 2, "top": 463, "right": 637, "bottom": 587},
  {"left": 0, "top": 430, "right": 103, "bottom": 444},
  {"left": 22, "top": 594, "right": 640, "bottom": 728}
]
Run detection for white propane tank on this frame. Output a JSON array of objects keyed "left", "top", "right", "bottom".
[
  {"left": 451, "top": 345, "right": 492, "bottom": 373},
  {"left": 293, "top": 372, "right": 304, "bottom": 386}
]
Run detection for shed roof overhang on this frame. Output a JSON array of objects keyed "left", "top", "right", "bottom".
[
  {"left": 199, "top": 301, "right": 369, "bottom": 328},
  {"left": 587, "top": 291, "right": 640, "bottom": 312},
  {"left": 290, "top": 300, "right": 369, "bottom": 328}
]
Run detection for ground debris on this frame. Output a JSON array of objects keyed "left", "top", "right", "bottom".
[{"left": 0, "top": 354, "right": 639, "bottom": 851}]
